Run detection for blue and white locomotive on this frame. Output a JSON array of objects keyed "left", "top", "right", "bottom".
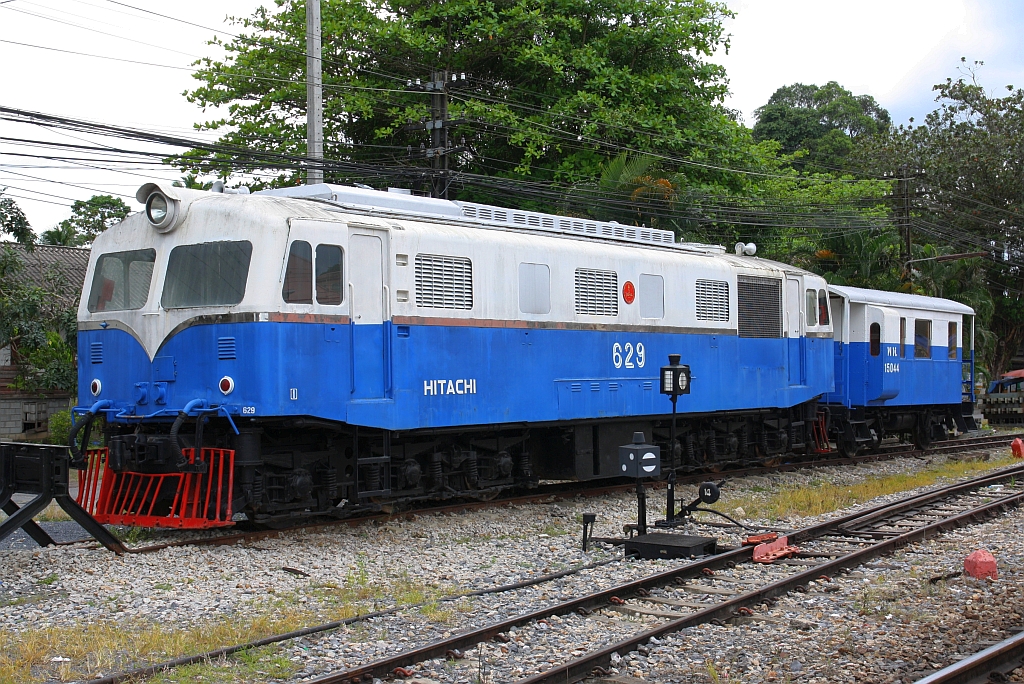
[{"left": 70, "top": 182, "right": 975, "bottom": 526}]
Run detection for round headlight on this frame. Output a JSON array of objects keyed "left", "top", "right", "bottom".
[{"left": 146, "top": 193, "right": 168, "bottom": 224}]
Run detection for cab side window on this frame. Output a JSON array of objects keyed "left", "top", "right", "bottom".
[
  {"left": 283, "top": 241, "right": 344, "bottom": 305},
  {"left": 948, "top": 321, "right": 958, "bottom": 360},
  {"left": 818, "top": 289, "right": 830, "bottom": 325},
  {"left": 283, "top": 241, "right": 313, "bottom": 303},
  {"left": 869, "top": 322, "right": 881, "bottom": 357},
  {"left": 805, "top": 289, "right": 816, "bottom": 327},
  {"left": 316, "top": 245, "right": 343, "bottom": 305}
]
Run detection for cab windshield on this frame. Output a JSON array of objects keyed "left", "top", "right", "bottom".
[
  {"left": 161, "top": 241, "right": 253, "bottom": 308},
  {"left": 87, "top": 249, "right": 156, "bottom": 312}
]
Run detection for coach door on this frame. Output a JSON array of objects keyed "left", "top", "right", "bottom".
[
  {"left": 865, "top": 305, "right": 900, "bottom": 402},
  {"left": 785, "top": 276, "right": 806, "bottom": 385},
  {"left": 348, "top": 226, "right": 390, "bottom": 400}
]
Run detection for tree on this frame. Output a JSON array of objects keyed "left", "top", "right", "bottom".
[
  {"left": 176, "top": 0, "right": 760, "bottom": 198},
  {"left": 753, "top": 82, "right": 891, "bottom": 173},
  {"left": 855, "top": 61, "right": 1024, "bottom": 377},
  {"left": 0, "top": 246, "right": 77, "bottom": 392},
  {"left": 47, "top": 195, "right": 131, "bottom": 245},
  {"left": 0, "top": 189, "right": 34, "bottom": 246}
]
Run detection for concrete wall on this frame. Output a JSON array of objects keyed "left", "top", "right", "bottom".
[{"left": 0, "top": 397, "right": 71, "bottom": 439}]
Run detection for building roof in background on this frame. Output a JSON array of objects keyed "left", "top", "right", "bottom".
[{"left": 0, "top": 242, "right": 91, "bottom": 303}]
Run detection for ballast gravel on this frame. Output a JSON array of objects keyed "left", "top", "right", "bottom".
[{"left": 1, "top": 446, "right": 1021, "bottom": 684}]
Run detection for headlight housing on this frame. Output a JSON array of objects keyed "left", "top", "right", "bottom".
[{"left": 144, "top": 190, "right": 178, "bottom": 231}]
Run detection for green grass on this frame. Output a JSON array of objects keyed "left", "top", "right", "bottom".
[{"left": 717, "top": 454, "right": 1018, "bottom": 522}]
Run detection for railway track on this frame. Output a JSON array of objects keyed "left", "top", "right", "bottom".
[
  {"left": 323, "top": 462, "right": 1024, "bottom": 684},
  {"left": 91, "top": 453, "right": 1024, "bottom": 684},
  {"left": 60, "top": 430, "right": 1019, "bottom": 555},
  {"left": 913, "top": 629, "right": 1024, "bottom": 683}
]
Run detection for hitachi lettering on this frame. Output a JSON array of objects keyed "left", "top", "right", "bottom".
[{"left": 423, "top": 379, "right": 477, "bottom": 396}]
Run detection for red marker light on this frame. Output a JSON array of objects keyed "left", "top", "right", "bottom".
[
  {"left": 219, "top": 376, "right": 234, "bottom": 395},
  {"left": 90, "top": 379, "right": 102, "bottom": 396},
  {"left": 622, "top": 281, "right": 635, "bottom": 304}
]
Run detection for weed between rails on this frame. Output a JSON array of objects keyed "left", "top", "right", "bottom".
[{"left": 712, "top": 453, "right": 1017, "bottom": 522}]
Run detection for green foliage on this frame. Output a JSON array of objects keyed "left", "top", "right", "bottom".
[
  {"left": 176, "top": 0, "right": 761, "bottom": 195},
  {"left": 47, "top": 408, "right": 73, "bottom": 446},
  {"left": 855, "top": 60, "right": 1024, "bottom": 376},
  {"left": 0, "top": 190, "right": 34, "bottom": 246},
  {"left": 0, "top": 246, "right": 78, "bottom": 393},
  {"left": 43, "top": 195, "right": 130, "bottom": 246},
  {"left": 753, "top": 81, "right": 890, "bottom": 173}
]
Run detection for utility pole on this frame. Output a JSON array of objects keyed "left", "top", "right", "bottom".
[
  {"left": 305, "top": 0, "right": 323, "bottom": 185},
  {"left": 897, "top": 166, "right": 912, "bottom": 261},
  {"left": 404, "top": 71, "right": 469, "bottom": 199},
  {"left": 430, "top": 71, "right": 449, "bottom": 200}
]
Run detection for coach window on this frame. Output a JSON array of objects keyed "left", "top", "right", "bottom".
[
  {"left": 915, "top": 319, "right": 932, "bottom": 358},
  {"left": 900, "top": 318, "right": 907, "bottom": 357},
  {"left": 316, "top": 245, "right": 343, "bottom": 305},
  {"left": 639, "top": 274, "right": 664, "bottom": 319},
  {"left": 282, "top": 241, "right": 313, "bottom": 304},
  {"left": 869, "top": 322, "right": 881, "bottom": 356},
  {"left": 948, "top": 321, "right": 958, "bottom": 360},
  {"left": 805, "top": 289, "right": 816, "bottom": 327},
  {"left": 518, "top": 263, "right": 550, "bottom": 314},
  {"left": 818, "top": 289, "right": 830, "bottom": 325}
]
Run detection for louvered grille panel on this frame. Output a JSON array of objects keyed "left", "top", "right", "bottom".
[
  {"left": 217, "top": 337, "right": 237, "bottom": 360},
  {"left": 737, "top": 275, "right": 782, "bottom": 338},
  {"left": 574, "top": 268, "right": 618, "bottom": 316},
  {"left": 414, "top": 254, "right": 474, "bottom": 309},
  {"left": 695, "top": 280, "right": 730, "bottom": 321},
  {"left": 90, "top": 342, "right": 103, "bottom": 364}
]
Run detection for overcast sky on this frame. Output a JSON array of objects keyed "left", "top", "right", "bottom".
[{"left": 2, "top": 0, "right": 1022, "bottom": 233}]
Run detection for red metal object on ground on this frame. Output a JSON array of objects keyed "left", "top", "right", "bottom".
[
  {"left": 76, "top": 447, "right": 236, "bottom": 528},
  {"left": 743, "top": 532, "right": 779, "bottom": 546},
  {"left": 1012, "top": 438, "right": 1024, "bottom": 458},
  {"left": 964, "top": 549, "right": 998, "bottom": 580},
  {"left": 752, "top": 535, "right": 800, "bottom": 563}
]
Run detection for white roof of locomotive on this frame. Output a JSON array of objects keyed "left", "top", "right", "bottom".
[
  {"left": 829, "top": 284, "right": 974, "bottom": 315},
  {"left": 256, "top": 183, "right": 726, "bottom": 254}
]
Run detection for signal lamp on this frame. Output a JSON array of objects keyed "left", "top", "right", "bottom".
[
  {"left": 90, "top": 379, "right": 102, "bottom": 396},
  {"left": 219, "top": 376, "right": 235, "bottom": 395}
]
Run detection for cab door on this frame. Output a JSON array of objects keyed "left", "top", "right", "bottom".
[
  {"left": 785, "top": 276, "right": 805, "bottom": 385},
  {"left": 348, "top": 225, "right": 390, "bottom": 400}
]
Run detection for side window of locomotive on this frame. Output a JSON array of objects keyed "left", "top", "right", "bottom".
[
  {"left": 869, "top": 322, "right": 881, "bottom": 357},
  {"left": 87, "top": 249, "right": 156, "bottom": 312},
  {"left": 900, "top": 317, "right": 907, "bottom": 357},
  {"left": 282, "top": 240, "right": 313, "bottom": 304},
  {"left": 948, "top": 321, "right": 958, "bottom": 360},
  {"left": 518, "top": 262, "right": 550, "bottom": 314},
  {"left": 639, "top": 273, "right": 664, "bottom": 319},
  {"left": 915, "top": 319, "right": 932, "bottom": 358},
  {"left": 805, "top": 289, "right": 816, "bottom": 327},
  {"left": 818, "top": 289, "right": 830, "bottom": 326},
  {"left": 315, "top": 244, "right": 343, "bottom": 305},
  {"left": 162, "top": 241, "right": 253, "bottom": 309}
]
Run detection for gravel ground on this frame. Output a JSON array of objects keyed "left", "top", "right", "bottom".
[{"left": 2, "top": 447, "right": 1021, "bottom": 684}]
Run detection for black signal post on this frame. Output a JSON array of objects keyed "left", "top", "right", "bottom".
[{"left": 660, "top": 354, "right": 690, "bottom": 522}]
